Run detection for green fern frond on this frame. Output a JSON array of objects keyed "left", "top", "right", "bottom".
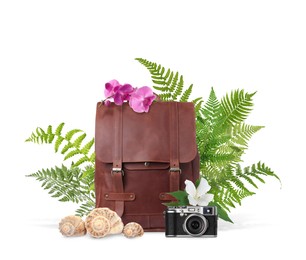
[
  {"left": 65, "top": 129, "right": 82, "bottom": 142},
  {"left": 75, "top": 200, "right": 95, "bottom": 217},
  {"left": 64, "top": 149, "right": 82, "bottom": 160},
  {"left": 229, "top": 123, "right": 264, "bottom": 148},
  {"left": 203, "top": 162, "right": 280, "bottom": 214},
  {"left": 55, "top": 122, "right": 65, "bottom": 135},
  {"left": 221, "top": 89, "right": 255, "bottom": 125},
  {"left": 201, "top": 88, "right": 222, "bottom": 136},
  {"left": 180, "top": 84, "right": 193, "bottom": 102},
  {"left": 26, "top": 123, "right": 95, "bottom": 167},
  {"left": 172, "top": 75, "right": 184, "bottom": 100},
  {"left": 61, "top": 142, "right": 73, "bottom": 154},
  {"left": 73, "top": 133, "right": 86, "bottom": 149},
  {"left": 250, "top": 162, "right": 281, "bottom": 183},
  {"left": 135, "top": 58, "right": 194, "bottom": 102},
  {"left": 81, "top": 138, "right": 95, "bottom": 155},
  {"left": 55, "top": 136, "right": 65, "bottom": 152},
  {"left": 192, "top": 97, "right": 204, "bottom": 112},
  {"left": 27, "top": 165, "right": 95, "bottom": 216},
  {"left": 73, "top": 156, "right": 92, "bottom": 168}
]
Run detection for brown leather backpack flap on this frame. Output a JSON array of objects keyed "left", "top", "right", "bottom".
[{"left": 95, "top": 102, "right": 197, "bottom": 164}]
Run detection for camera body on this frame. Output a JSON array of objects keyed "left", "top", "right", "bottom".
[{"left": 165, "top": 206, "right": 218, "bottom": 237}]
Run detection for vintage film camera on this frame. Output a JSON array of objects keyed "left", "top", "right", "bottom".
[{"left": 165, "top": 206, "right": 218, "bottom": 237}]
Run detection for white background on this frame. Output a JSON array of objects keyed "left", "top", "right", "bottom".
[{"left": 0, "top": 0, "right": 305, "bottom": 259}]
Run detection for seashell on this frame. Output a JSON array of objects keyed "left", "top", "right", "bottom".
[
  {"left": 123, "top": 222, "right": 144, "bottom": 238},
  {"left": 85, "top": 207, "right": 124, "bottom": 238},
  {"left": 85, "top": 215, "right": 110, "bottom": 238},
  {"left": 59, "top": 215, "right": 86, "bottom": 237}
]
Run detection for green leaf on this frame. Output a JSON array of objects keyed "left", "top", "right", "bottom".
[
  {"left": 55, "top": 136, "right": 64, "bottom": 152},
  {"left": 73, "top": 133, "right": 86, "bottom": 149},
  {"left": 167, "top": 190, "right": 189, "bottom": 206},
  {"left": 81, "top": 138, "right": 94, "bottom": 155},
  {"left": 180, "top": 84, "right": 193, "bottom": 102},
  {"left": 73, "top": 156, "right": 90, "bottom": 167},
  {"left": 221, "top": 89, "right": 255, "bottom": 125},
  {"left": 55, "top": 122, "right": 65, "bottom": 135},
  {"left": 65, "top": 129, "right": 82, "bottom": 141},
  {"left": 209, "top": 202, "right": 233, "bottom": 223},
  {"left": 136, "top": 58, "right": 193, "bottom": 101}
]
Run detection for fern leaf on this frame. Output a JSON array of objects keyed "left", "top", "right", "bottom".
[
  {"left": 192, "top": 97, "right": 203, "bottom": 112},
  {"left": 65, "top": 129, "right": 82, "bottom": 142},
  {"left": 165, "top": 71, "right": 174, "bottom": 90},
  {"left": 73, "top": 133, "right": 86, "bottom": 149},
  {"left": 61, "top": 142, "right": 73, "bottom": 154},
  {"left": 252, "top": 162, "right": 281, "bottom": 183},
  {"left": 55, "top": 122, "right": 65, "bottom": 135},
  {"left": 80, "top": 138, "right": 94, "bottom": 155},
  {"left": 47, "top": 125, "right": 52, "bottom": 134},
  {"left": 202, "top": 87, "right": 222, "bottom": 132},
  {"left": 136, "top": 58, "right": 194, "bottom": 102},
  {"left": 55, "top": 136, "right": 64, "bottom": 152},
  {"left": 75, "top": 200, "right": 95, "bottom": 217},
  {"left": 27, "top": 165, "right": 92, "bottom": 204},
  {"left": 172, "top": 75, "right": 184, "bottom": 100},
  {"left": 64, "top": 149, "right": 82, "bottom": 160},
  {"left": 169, "top": 72, "right": 179, "bottom": 93},
  {"left": 221, "top": 89, "right": 255, "bottom": 125},
  {"left": 73, "top": 156, "right": 90, "bottom": 167},
  {"left": 229, "top": 123, "right": 264, "bottom": 147},
  {"left": 180, "top": 84, "right": 193, "bottom": 102}
]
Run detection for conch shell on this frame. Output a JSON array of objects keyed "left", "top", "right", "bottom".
[
  {"left": 85, "top": 208, "right": 124, "bottom": 238},
  {"left": 123, "top": 222, "right": 144, "bottom": 238},
  {"left": 59, "top": 215, "right": 86, "bottom": 237}
]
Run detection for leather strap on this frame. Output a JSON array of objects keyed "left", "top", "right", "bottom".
[
  {"left": 113, "top": 105, "right": 123, "bottom": 170},
  {"left": 170, "top": 171, "right": 180, "bottom": 191},
  {"left": 104, "top": 193, "right": 135, "bottom": 201},
  {"left": 169, "top": 102, "right": 180, "bottom": 170},
  {"left": 112, "top": 105, "right": 124, "bottom": 217},
  {"left": 169, "top": 102, "right": 180, "bottom": 192}
]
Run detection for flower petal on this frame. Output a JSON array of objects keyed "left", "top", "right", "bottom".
[
  {"left": 114, "top": 93, "right": 124, "bottom": 105},
  {"left": 185, "top": 180, "right": 196, "bottom": 197},
  {"left": 197, "top": 194, "right": 214, "bottom": 206},
  {"left": 104, "top": 79, "right": 121, "bottom": 98},
  {"left": 108, "top": 79, "right": 120, "bottom": 86},
  {"left": 187, "top": 195, "right": 198, "bottom": 206},
  {"left": 136, "top": 86, "right": 154, "bottom": 97},
  {"left": 129, "top": 94, "right": 146, "bottom": 113},
  {"left": 104, "top": 100, "right": 111, "bottom": 107},
  {"left": 119, "top": 84, "right": 134, "bottom": 94},
  {"left": 196, "top": 178, "right": 211, "bottom": 196},
  {"left": 104, "top": 83, "right": 113, "bottom": 98}
]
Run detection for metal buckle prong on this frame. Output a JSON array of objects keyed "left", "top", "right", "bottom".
[
  {"left": 169, "top": 167, "right": 182, "bottom": 174},
  {"left": 111, "top": 168, "right": 125, "bottom": 176}
]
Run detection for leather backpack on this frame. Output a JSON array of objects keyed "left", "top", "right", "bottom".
[{"left": 95, "top": 101, "right": 199, "bottom": 231}]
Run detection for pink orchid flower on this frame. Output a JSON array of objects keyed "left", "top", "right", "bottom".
[
  {"left": 113, "top": 84, "right": 134, "bottom": 105},
  {"left": 104, "top": 80, "right": 134, "bottom": 106},
  {"left": 129, "top": 86, "right": 156, "bottom": 113},
  {"left": 104, "top": 79, "right": 120, "bottom": 98}
]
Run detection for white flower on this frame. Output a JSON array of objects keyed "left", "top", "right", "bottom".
[{"left": 185, "top": 178, "right": 214, "bottom": 206}]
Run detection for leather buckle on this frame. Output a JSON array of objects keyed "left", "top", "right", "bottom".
[
  {"left": 169, "top": 167, "right": 182, "bottom": 174},
  {"left": 111, "top": 168, "right": 125, "bottom": 176}
]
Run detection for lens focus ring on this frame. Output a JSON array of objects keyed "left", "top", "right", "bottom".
[{"left": 183, "top": 214, "right": 208, "bottom": 237}]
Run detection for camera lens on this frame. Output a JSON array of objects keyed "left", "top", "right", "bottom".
[{"left": 183, "top": 214, "right": 208, "bottom": 236}]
